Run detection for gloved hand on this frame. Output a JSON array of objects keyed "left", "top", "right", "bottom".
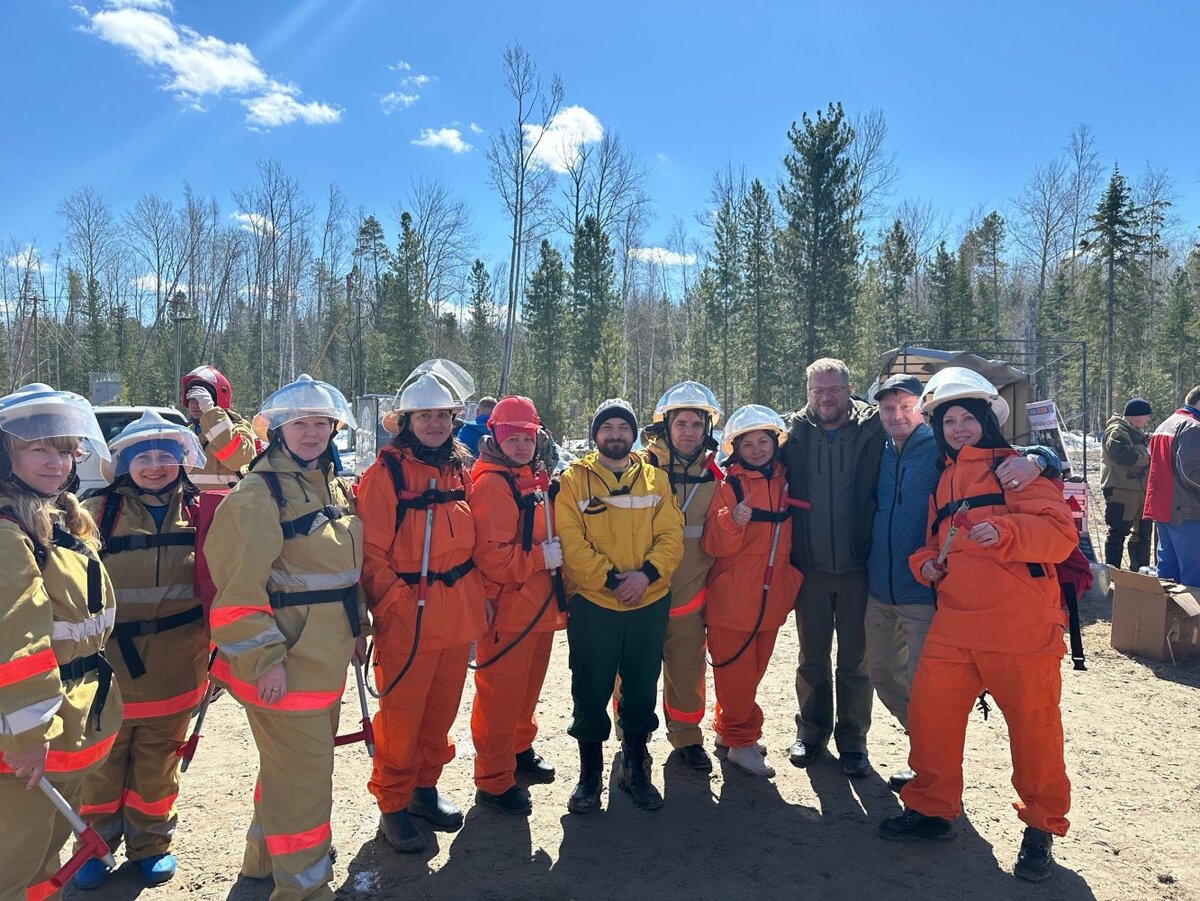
[
  {"left": 540, "top": 538, "right": 563, "bottom": 570},
  {"left": 186, "top": 386, "right": 215, "bottom": 414}
]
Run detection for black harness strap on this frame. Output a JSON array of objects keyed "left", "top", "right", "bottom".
[
  {"left": 103, "top": 533, "right": 196, "bottom": 555},
  {"left": 482, "top": 469, "right": 539, "bottom": 552},
  {"left": 98, "top": 493, "right": 123, "bottom": 546},
  {"left": 267, "top": 585, "right": 361, "bottom": 638},
  {"left": 930, "top": 493, "right": 1006, "bottom": 536},
  {"left": 396, "top": 559, "right": 476, "bottom": 589},
  {"left": 112, "top": 605, "right": 204, "bottom": 679},
  {"left": 727, "top": 475, "right": 788, "bottom": 523}
]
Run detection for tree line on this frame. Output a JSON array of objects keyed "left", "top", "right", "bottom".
[{"left": 3, "top": 45, "right": 1198, "bottom": 440}]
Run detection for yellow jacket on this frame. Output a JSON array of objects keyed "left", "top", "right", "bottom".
[
  {"left": 640, "top": 434, "right": 721, "bottom": 616},
  {"left": 0, "top": 492, "right": 123, "bottom": 778},
  {"left": 208, "top": 447, "right": 366, "bottom": 715},
  {"left": 555, "top": 451, "right": 684, "bottom": 612},
  {"left": 83, "top": 484, "right": 208, "bottom": 722},
  {"left": 189, "top": 407, "right": 256, "bottom": 488}
]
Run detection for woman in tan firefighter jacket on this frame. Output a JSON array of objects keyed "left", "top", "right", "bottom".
[
  {"left": 0, "top": 383, "right": 123, "bottom": 901},
  {"left": 638, "top": 381, "right": 723, "bottom": 771},
  {"left": 74, "top": 411, "right": 208, "bottom": 890},
  {"left": 208, "top": 375, "right": 366, "bottom": 901},
  {"left": 181, "top": 365, "right": 257, "bottom": 488}
]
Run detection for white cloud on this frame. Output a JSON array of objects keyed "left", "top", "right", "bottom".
[
  {"left": 412, "top": 127, "right": 471, "bottom": 154},
  {"left": 379, "top": 91, "right": 419, "bottom": 114},
  {"left": 628, "top": 247, "right": 697, "bottom": 267},
  {"left": 388, "top": 59, "right": 411, "bottom": 71},
  {"left": 524, "top": 105, "right": 604, "bottom": 174},
  {"left": 401, "top": 73, "right": 433, "bottom": 89},
  {"left": 230, "top": 211, "right": 275, "bottom": 234},
  {"left": 243, "top": 87, "right": 340, "bottom": 127},
  {"left": 131, "top": 273, "right": 162, "bottom": 292},
  {"left": 468, "top": 121, "right": 484, "bottom": 135},
  {"left": 81, "top": 3, "right": 339, "bottom": 128},
  {"left": 6, "top": 246, "right": 51, "bottom": 273}
]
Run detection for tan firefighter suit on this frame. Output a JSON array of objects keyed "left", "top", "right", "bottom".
[
  {"left": 189, "top": 407, "right": 256, "bottom": 489},
  {"left": 637, "top": 434, "right": 720, "bottom": 749},
  {"left": 208, "top": 447, "right": 366, "bottom": 901},
  {"left": 0, "top": 493, "right": 124, "bottom": 901},
  {"left": 79, "top": 485, "right": 208, "bottom": 862}
]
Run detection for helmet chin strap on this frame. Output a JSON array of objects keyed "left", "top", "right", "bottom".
[
  {"left": 132, "top": 469, "right": 184, "bottom": 501},
  {"left": 6, "top": 473, "right": 61, "bottom": 500}
]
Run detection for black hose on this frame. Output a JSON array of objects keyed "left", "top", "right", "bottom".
[
  {"left": 370, "top": 605, "right": 425, "bottom": 699},
  {"left": 708, "top": 580, "right": 769, "bottom": 669},
  {"left": 468, "top": 590, "right": 554, "bottom": 671}
]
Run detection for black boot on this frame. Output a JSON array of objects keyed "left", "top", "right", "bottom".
[
  {"left": 617, "top": 734, "right": 663, "bottom": 811},
  {"left": 567, "top": 741, "right": 603, "bottom": 814},
  {"left": 1013, "top": 827, "right": 1054, "bottom": 882},
  {"left": 406, "top": 786, "right": 463, "bottom": 832},
  {"left": 378, "top": 811, "right": 425, "bottom": 854},
  {"left": 515, "top": 747, "right": 556, "bottom": 782}
]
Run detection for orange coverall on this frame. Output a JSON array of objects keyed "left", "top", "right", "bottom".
[
  {"left": 468, "top": 460, "right": 565, "bottom": 796},
  {"left": 701, "top": 460, "right": 802, "bottom": 747},
  {"left": 358, "top": 444, "right": 487, "bottom": 814},
  {"left": 903, "top": 444, "right": 1078, "bottom": 836}
]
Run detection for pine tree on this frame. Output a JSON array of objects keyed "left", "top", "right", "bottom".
[
  {"left": 465, "top": 260, "right": 497, "bottom": 395},
  {"left": 373, "top": 212, "right": 427, "bottom": 390},
  {"left": 973, "top": 211, "right": 1007, "bottom": 343},
  {"left": 522, "top": 241, "right": 568, "bottom": 432},
  {"left": 778, "top": 102, "right": 862, "bottom": 374},
  {"left": 924, "top": 241, "right": 957, "bottom": 344},
  {"left": 707, "top": 196, "right": 742, "bottom": 407},
  {"left": 739, "top": 180, "right": 781, "bottom": 406},
  {"left": 878, "top": 219, "right": 918, "bottom": 349},
  {"left": 569, "top": 215, "right": 617, "bottom": 414}
]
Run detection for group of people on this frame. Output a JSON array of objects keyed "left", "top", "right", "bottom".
[{"left": 4, "top": 353, "right": 1198, "bottom": 900}]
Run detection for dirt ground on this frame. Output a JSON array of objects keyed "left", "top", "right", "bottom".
[{"left": 63, "top": 583, "right": 1199, "bottom": 901}]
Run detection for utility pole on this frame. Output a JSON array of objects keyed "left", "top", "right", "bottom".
[{"left": 171, "top": 291, "right": 196, "bottom": 393}]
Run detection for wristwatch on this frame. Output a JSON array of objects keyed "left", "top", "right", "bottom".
[{"left": 1025, "top": 453, "right": 1046, "bottom": 472}]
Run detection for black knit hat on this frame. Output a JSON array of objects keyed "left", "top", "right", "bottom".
[
  {"left": 591, "top": 399, "right": 637, "bottom": 443},
  {"left": 1123, "top": 398, "right": 1152, "bottom": 417}
]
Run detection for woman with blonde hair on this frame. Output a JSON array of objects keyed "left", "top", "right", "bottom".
[{"left": 0, "top": 384, "right": 123, "bottom": 900}]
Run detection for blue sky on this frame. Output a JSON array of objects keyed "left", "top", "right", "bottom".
[{"left": 3, "top": 0, "right": 1199, "bottom": 277}]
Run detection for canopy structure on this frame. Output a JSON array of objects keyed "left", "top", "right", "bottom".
[{"left": 873, "top": 346, "right": 1032, "bottom": 444}]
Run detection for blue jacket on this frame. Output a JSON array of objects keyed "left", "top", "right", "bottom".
[
  {"left": 457, "top": 414, "right": 491, "bottom": 458},
  {"left": 868, "top": 423, "right": 941, "bottom": 605}
]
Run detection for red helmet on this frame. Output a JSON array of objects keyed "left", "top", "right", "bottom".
[
  {"left": 488, "top": 395, "right": 541, "bottom": 431},
  {"left": 182, "top": 365, "right": 233, "bottom": 410}
]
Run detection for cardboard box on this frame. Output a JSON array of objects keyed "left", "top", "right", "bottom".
[{"left": 1109, "top": 568, "right": 1200, "bottom": 663}]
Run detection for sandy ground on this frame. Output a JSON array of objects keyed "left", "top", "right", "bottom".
[{"left": 64, "top": 582, "right": 1200, "bottom": 901}]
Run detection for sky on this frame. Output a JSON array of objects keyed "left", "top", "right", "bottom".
[{"left": 3, "top": 0, "right": 1199, "bottom": 281}]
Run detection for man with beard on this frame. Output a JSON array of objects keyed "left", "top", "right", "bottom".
[{"left": 556, "top": 399, "right": 684, "bottom": 813}]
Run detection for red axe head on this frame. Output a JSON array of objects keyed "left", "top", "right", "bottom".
[
  {"left": 952, "top": 508, "right": 976, "bottom": 530},
  {"left": 517, "top": 471, "right": 551, "bottom": 492},
  {"left": 782, "top": 497, "right": 812, "bottom": 511}
]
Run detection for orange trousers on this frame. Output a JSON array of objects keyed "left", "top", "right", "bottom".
[
  {"left": 709, "top": 627, "right": 778, "bottom": 748},
  {"left": 471, "top": 631, "right": 554, "bottom": 794},
  {"left": 369, "top": 643, "right": 470, "bottom": 814},
  {"left": 900, "top": 641, "right": 1071, "bottom": 836}
]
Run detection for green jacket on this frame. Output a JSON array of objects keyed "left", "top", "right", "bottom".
[
  {"left": 782, "top": 399, "right": 886, "bottom": 574},
  {"left": 1100, "top": 414, "right": 1150, "bottom": 516}
]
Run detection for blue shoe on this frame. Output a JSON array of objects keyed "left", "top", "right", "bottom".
[
  {"left": 73, "top": 857, "right": 112, "bottom": 891},
  {"left": 139, "top": 853, "right": 177, "bottom": 886}
]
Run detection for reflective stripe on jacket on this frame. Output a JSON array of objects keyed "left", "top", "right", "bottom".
[{"left": 189, "top": 408, "right": 256, "bottom": 487}]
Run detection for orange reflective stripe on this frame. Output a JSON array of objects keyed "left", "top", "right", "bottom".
[
  {"left": 26, "top": 879, "right": 58, "bottom": 901},
  {"left": 123, "top": 788, "right": 177, "bottom": 818},
  {"left": 670, "top": 588, "right": 706, "bottom": 617},
  {"left": 264, "top": 821, "right": 331, "bottom": 856},
  {"left": 80, "top": 798, "right": 123, "bottom": 816},
  {"left": 212, "top": 436, "right": 243, "bottom": 462},
  {"left": 0, "top": 648, "right": 57, "bottom": 686},
  {"left": 664, "top": 701, "right": 704, "bottom": 724},
  {"left": 0, "top": 731, "right": 117, "bottom": 775},
  {"left": 122, "top": 684, "right": 206, "bottom": 720},
  {"left": 210, "top": 605, "right": 274, "bottom": 629},
  {"left": 210, "top": 658, "right": 344, "bottom": 712}
]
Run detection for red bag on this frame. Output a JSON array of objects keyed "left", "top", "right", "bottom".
[{"left": 193, "top": 489, "right": 231, "bottom": 618}]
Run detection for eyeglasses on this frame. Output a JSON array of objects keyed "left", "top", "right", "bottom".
[{"left": 807, "top": 385, "right": 849, "bottom": 397}]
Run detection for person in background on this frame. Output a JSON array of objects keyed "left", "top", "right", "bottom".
[
  {"left": 457, "top": 397, "right": 497, "bottom": 459},
  {"left": 180, "top": 365, "right": 256, "bottom": 489},
  {"left": 1100, "top": 398, "right": 1153, "bottom": 572},
  {"left": 1143, "top": 385, "right": 1200, "bottom": 585}
]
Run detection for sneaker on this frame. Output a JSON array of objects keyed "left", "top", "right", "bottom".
[
  {"left": 514, "top": 747, "right": 556, "bottom": 782},
  {"left": 840, "top": 752, "right": 871, "bottom": 778},
  {"left": 407, "top": 786, "right": 464, "bottom": 832},
  {"left": 475, "top": 786, "right": 533, "bottom": 816},
  {"left": 888, "top": 768, "right": 916, "bottom": 792},
  {"left": 138, "top": 853, "right": 177, "bottom": 886},
  {"left": 674, "top": 744, "right": 713, "bottom": 772},
  {"left": 716, "top": 737, "right": 767, "bottom": 757},
  {"left": 378, "top": 811, "right": 425, "bottom": 854},
  {"left": 727, "top": 745, "right": 776, "bottom": 778},
  {"left": 787, "top": 741, "right": 823, "bottom": 768},
  {"left": 878, "top": 808, "right": 954, "bottom": 842},
  {"left": 73, "top": 857, "right": 112, "bottom": 891},
  {"left": 1013, "top": 827, "right": 1054, "bottom": 882}
]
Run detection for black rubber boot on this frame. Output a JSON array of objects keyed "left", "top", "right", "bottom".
[
  {"left": 378, "top": 811, "right": 426, "bottom": 854},
  {"left": 515, "top": 747, "right": 556, "bottom": 782},
  {"left": 567, "top": 741, "right": 603, "bottom": 814},
  {"left": 1013, "top": 827, "right": 1055, "bottom": 882},
  {"left": 407, "top": 786, "right": 464, "bottom": 832},
  {"left": 877, "top": 808, "right": 954, "bottom": 842},
  {"left": 475, "top": 785, "right": 533, "bottom": 816},
  {"left": 617, "top": 734, "right": 663, "bottom": 811}
]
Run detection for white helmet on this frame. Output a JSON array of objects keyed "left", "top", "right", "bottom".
[
  {"left": 653, "top": 381, "right": 722, "bottom": 426},
  {"left": 382, "top": 365, "right": 473, "bottom": 436},
  {"left": 103, "top": 410, "right": 206, "bottom": 482},
  {"left": 252, "top": 374, "right": 357, "bottom": 441},
  {"left": 0, "top": 383, "right": 110, "bottom": 460},
  {"left": 721, "top": 404, "right": 787, "bottom": 457},
  {"left": 916, "top": 367, "right": 1010, "bottom": 426}
]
